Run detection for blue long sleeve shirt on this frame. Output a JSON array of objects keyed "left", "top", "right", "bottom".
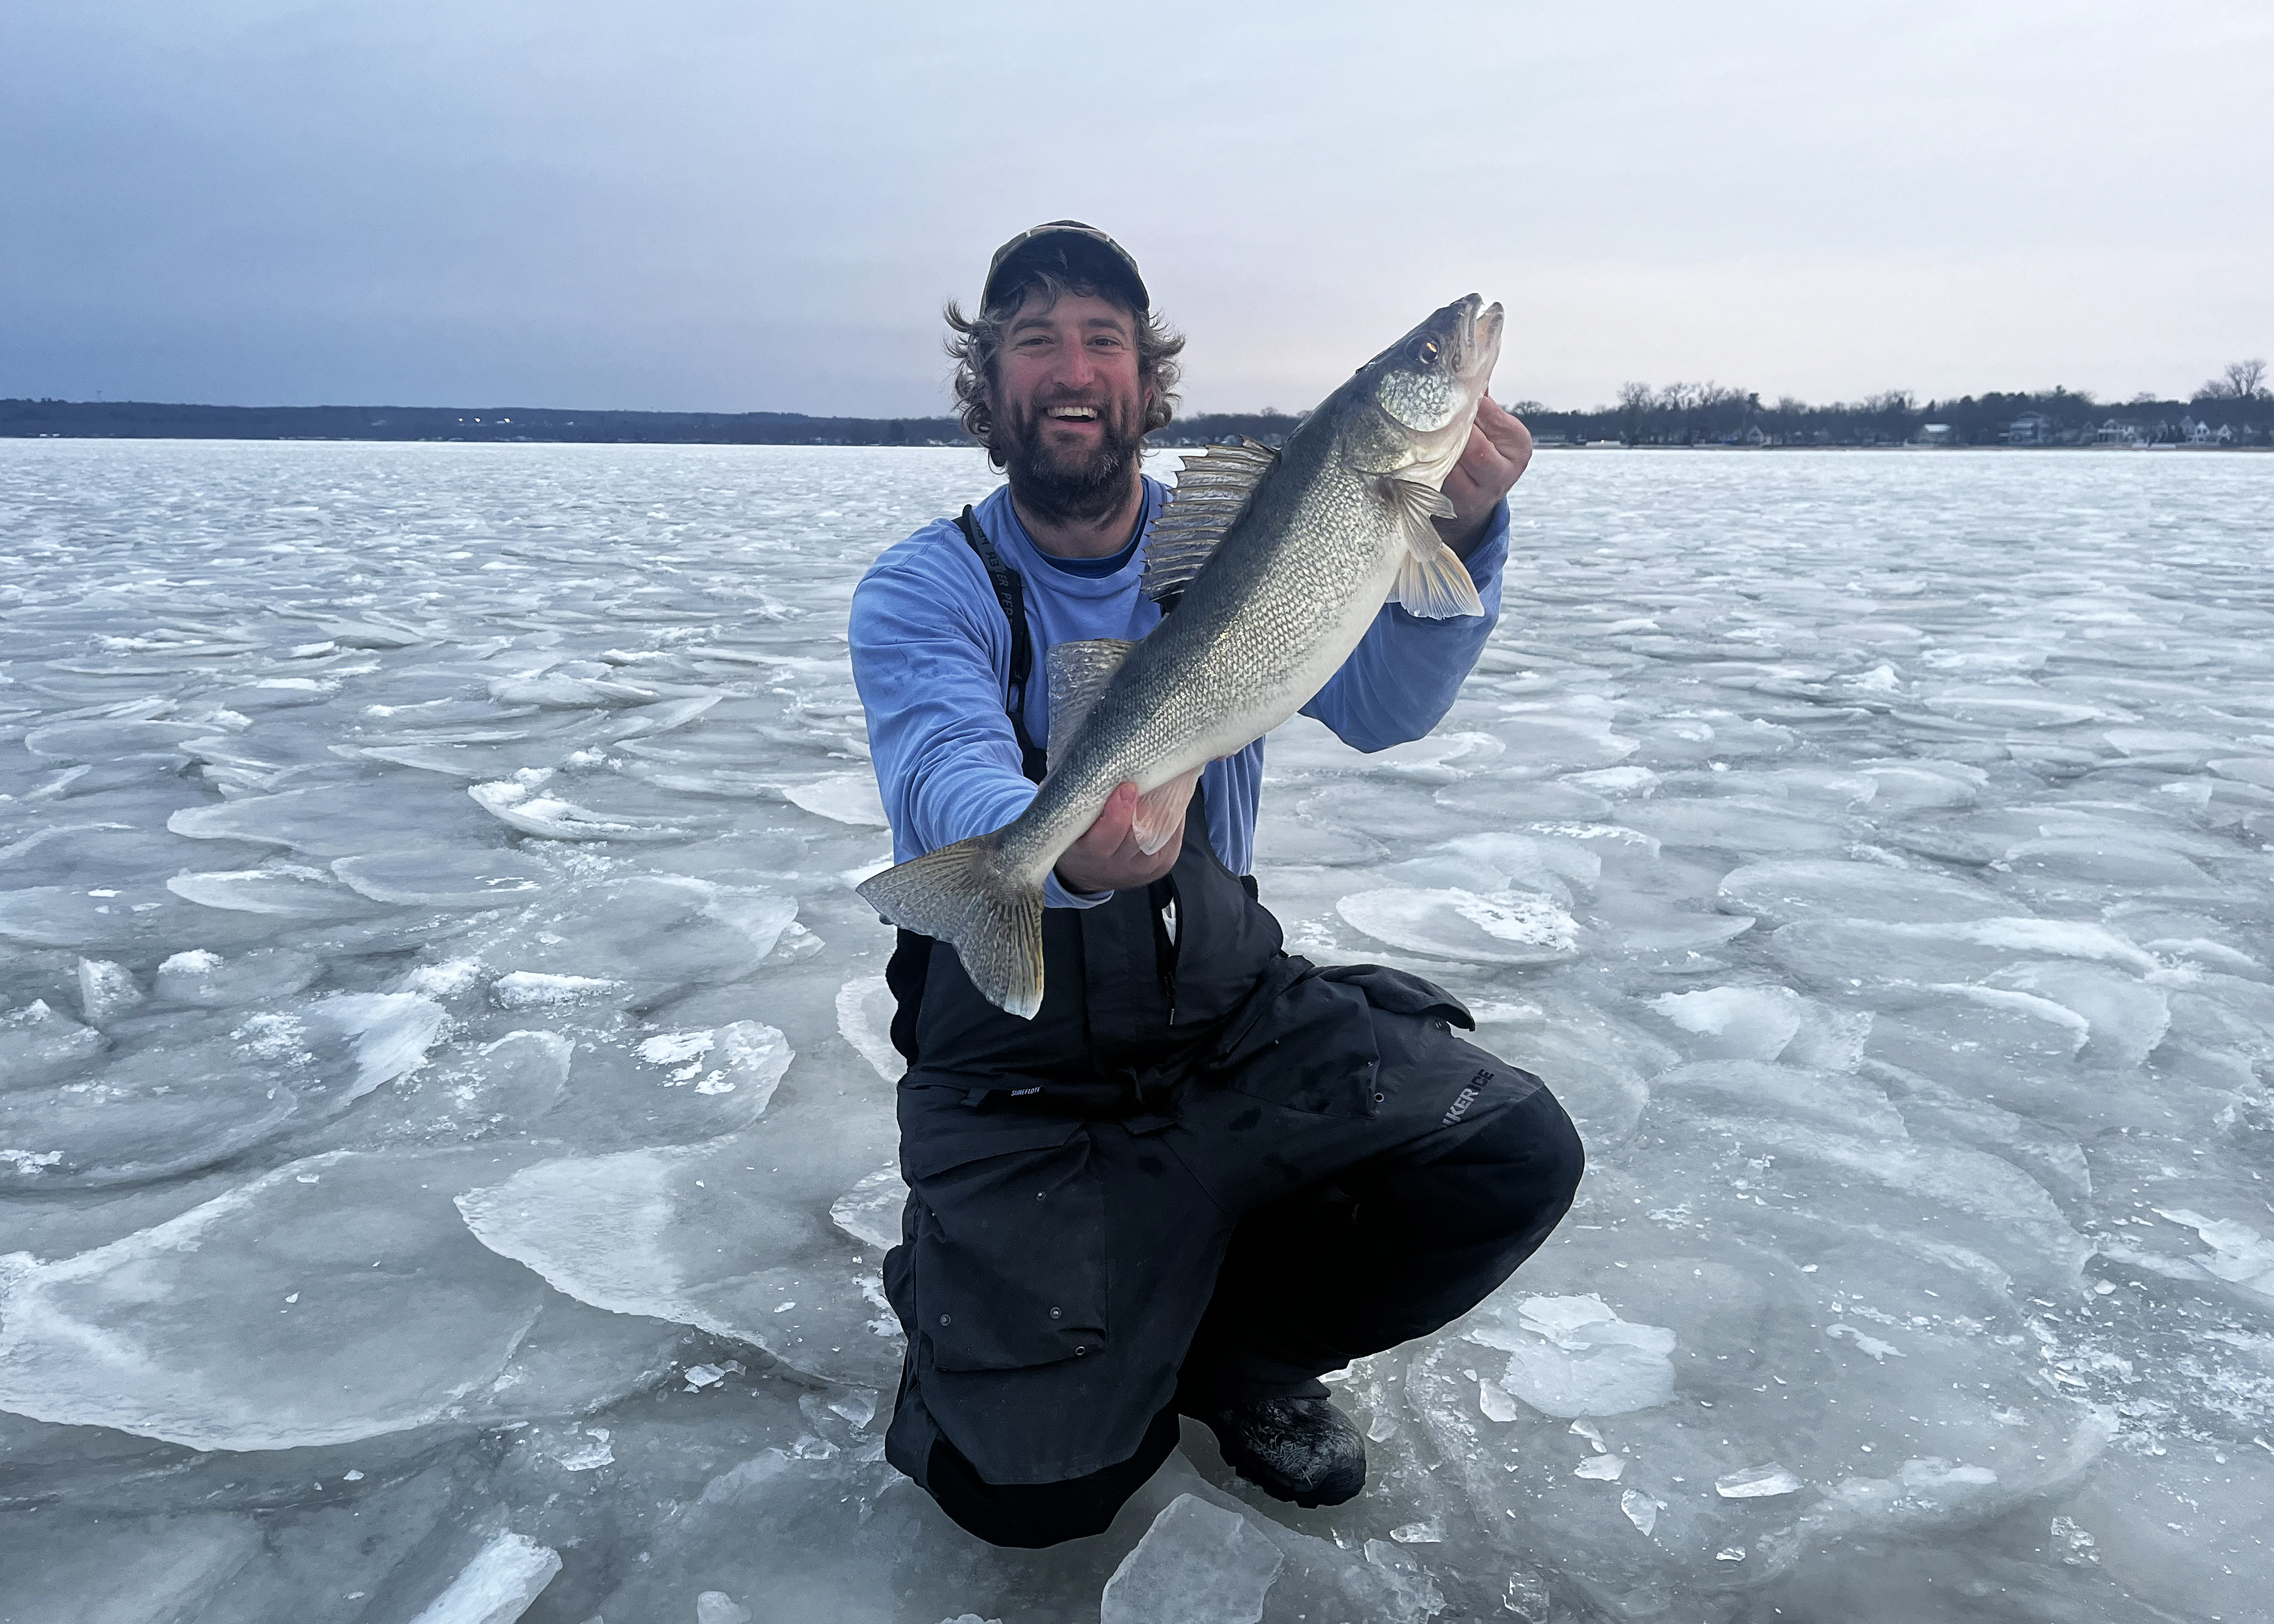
[{"left": 850, "top": 476, "right": 1508, "bottom": 906}]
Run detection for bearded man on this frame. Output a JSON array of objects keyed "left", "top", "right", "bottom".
[{"left": 849, "top": 222, "right": 1583, "bottom": 1548}]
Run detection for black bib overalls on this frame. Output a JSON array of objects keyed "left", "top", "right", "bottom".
[{"left": 876, "top": 512, "right": 1585, "bottom": 1548}]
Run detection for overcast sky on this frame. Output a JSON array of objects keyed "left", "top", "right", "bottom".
[{"left": 5, "top": 1, "right": 2268, "bottom": 416}]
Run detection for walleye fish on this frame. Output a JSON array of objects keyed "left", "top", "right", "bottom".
[{"left": 861, "top": 293, "right": 1505, "bottom": 1016}]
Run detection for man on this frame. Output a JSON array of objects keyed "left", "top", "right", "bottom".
[{"left": 850, "top": 222, "right": 1582, "bottom": 1549}]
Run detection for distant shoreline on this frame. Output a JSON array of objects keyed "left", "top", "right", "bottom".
[{"left": 3, "top": 394, "right": 2267, "bottom": 451}]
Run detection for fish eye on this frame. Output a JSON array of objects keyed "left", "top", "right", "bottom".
[{"left": 1414, "top": 337, "right": 1442, "bottom": 365}]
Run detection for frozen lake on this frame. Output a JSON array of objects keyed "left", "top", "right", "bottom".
[{"left": 2, "top": 438, "right": 2271, "bottom": 1623}]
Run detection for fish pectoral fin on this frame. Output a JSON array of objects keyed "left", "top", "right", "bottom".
[
  {"left": 1045, "top": 638, "right": 1138, "bottom": 771},
  {"left": 1131, "top": 766, "right": 1202, "bottom": 856},
  {"left": 1141, "top": 437, "right": 1280, "bottom": 605},
  {"left": 1393, "top": 543, "right": 1486, "bottom": 619},
  {"left": 1384, "top": 476, "right": 1484, "bottom": 620}
]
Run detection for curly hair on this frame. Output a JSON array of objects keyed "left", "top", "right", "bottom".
[{"left": 945, "top": 270, "right": 1185, "bottom": 468}]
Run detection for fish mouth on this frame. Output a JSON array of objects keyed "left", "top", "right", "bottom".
[
  {"left": 1469, "top": 300, "right": 1505, "bottom": 381},
  {"left": 1445, "top": 293, "right": 1504, "bottom": 384}
]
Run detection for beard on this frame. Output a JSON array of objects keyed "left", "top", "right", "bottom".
[{"left": 998, "top": 394, "right": 1147, "bottom": 527}]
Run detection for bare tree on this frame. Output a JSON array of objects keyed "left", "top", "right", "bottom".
[{"left": 2198, "top": 358, "right": 2267, "bottom": 401}]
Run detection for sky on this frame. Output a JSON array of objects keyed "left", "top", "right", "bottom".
[{"left": 5, "top": 1, "right": 2269, "bottom": 417}]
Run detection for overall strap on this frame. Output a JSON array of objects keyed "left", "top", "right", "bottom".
[
  {"left": 954, "top": 505, "right": 1049, "bottom": 785},
  {"left": 890, "top": 504, "right": 1052, "bottom": 1067}
]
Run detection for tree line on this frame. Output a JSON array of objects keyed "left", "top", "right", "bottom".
[
  {"left": 1502, "top": 359, "right": 2269, "bottom": 448},
  {"left": 6, "top": 362, "right": 2267, "bottom": 450}
]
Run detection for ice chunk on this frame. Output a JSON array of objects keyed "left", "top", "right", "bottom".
[
  {"left": 75, "top": 957, "right": 146, "bottom": 1023},
  {"left": 167, "top": 865, "right": 383, "bottom": 919},
  {"left": 1715, "top": 1462, "right": 1802, "bottom": 1498},
  {"left": 0, "top": 993, "right": 437, "bottom": 1189},
  {"left": 1337, "top": 886, "right": 1579, "bottom": 965},
  {"left": 1099, "top": 1494, "right": 1283, "bottom": 1624},
  {"left": 169, "top": 782, "right": 496, "bottom": 856},
  {"left": 469, "top": 778, "right": 700, "bottom": 842},
  {"left": 153, "top": 946, "right": 322, "bottom": 1006},
  {"left": 466, "top": 874, "right": 794, "bottom": 1009},
  {"left": 406, "top": 1532, "right": 561, "bottom": 1624},
  {"left": 695, "top": 1594, "right": 753, "bottom": 1624},
  {"left": 1921, "top": 688, "right": 2112, "bottom": 728},
  {"left": 1564, "top": 765, "right": 1657, "bottom": 797},
  {"left": 782, "top": 772, "right": 889, "bottom": 826},
  {"left": 2155, "top": 1209, "right": 2274, "bottom": 1295},
  {"left": 1573, "top": 1454, "right": 1625, "bottom": 1480},
  {"left": 830, "top": 1163, "right": 908, "bottom": 1252},
  {"left": 1650, "top": 985, "right": 1802, "bottom": 1060},
  {"left": 1620, "top": 1489, "right": 1658, "bottom": 1536},
  {"left": 635, "top": 1022, "right": 791, "bottom": 1107},
  {"left": 333, "top": 848, "right": 556, "bottom": 907},
  {"left": 554, "top": 1427, "right": 614, "bottom": 1471},
  {"left": 1618, "top": 797, "right": 1845, "bottom": 855},
  {"left": 1718, "top": 858, "right": 2002, "bottom": 927},
  {"left": 1987, "top": 962, "right": 2169, "bottom": 1070},
  {"left": 1478, "top": 1378, "right": 1519, "bottom": 1422},
  {"left": 0, "top": 1151, "right": 550, "bottom": 1448},
  {"left": 1466, "top": 1294, "right": 1677, "bottom": 1417},
  {"left": 0, "top": 999, "right": 107, "bottom": 1088},
  {"left": 457, "top": 1131, "right": 903, "bottom": 1388},
  {"left": 492, "top": 971, "right": 628, "bottom": 1008},
  {"left": 834, "top": 974, "right": 905, "bottom": 1081}
]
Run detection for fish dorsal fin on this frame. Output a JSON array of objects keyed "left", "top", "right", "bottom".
[
  {"left": 1045, "top": 637, "right": 1137, "bottom": 770},
  {"left": 1141, "top": 437, "right": 1280, "bottom": 604},
  {"left": 1382, "top": 476, "right": 1484, "bottom": 620}
]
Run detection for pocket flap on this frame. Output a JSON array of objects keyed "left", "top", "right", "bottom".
[{"left": 1317, "top": 963, "right": 1475, "bottom": 1029}]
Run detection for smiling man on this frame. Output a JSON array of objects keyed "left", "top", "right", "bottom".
[{"left": 849, "top": 222, "right": 1583, "bottom": 1548}]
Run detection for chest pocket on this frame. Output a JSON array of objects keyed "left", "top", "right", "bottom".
[{"left": 907, "top": 1127, "right": 1109, "bottom": 1373}]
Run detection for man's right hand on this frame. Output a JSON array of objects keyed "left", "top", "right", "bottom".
[{"left": 1054, "top": 781, "right": 1182, "bottom": 896}]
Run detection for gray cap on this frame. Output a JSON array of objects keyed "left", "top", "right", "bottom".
[{"left": 982, "top": 220, "right": 1149, "bottom": 314}]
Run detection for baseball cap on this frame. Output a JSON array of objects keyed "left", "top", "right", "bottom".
[{"left": 981, "top": 220, "right": 1150, "bottom": 314}]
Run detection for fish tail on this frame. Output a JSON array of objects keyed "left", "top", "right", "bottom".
[{"left": 857, "top": 835, "right": 1046, "bottom": 1019}]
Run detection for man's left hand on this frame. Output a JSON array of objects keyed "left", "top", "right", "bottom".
[{"left": 1436, "top": 397, "right": 1534, "bottom": 558}]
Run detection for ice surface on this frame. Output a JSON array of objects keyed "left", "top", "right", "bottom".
[
  {"left": 5, "top": 442, "right": 2272, "bottom": 1620},
  {"left": 1099, "top": 1494, "right": 1282, "bottom": 1624}
]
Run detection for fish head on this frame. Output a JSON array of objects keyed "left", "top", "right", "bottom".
[{"left": 1359, "top": 294, "right": 1504, "bottom": 463}]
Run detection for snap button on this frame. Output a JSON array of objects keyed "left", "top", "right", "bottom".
[
  {"left": 1049, "top": 1307, "right": 1061, "bottom": 1319},
  {"left": 1075, "top": 1345, "right": 1088, "bottom": 1357},
  {"left": 938, "top": 1313, "right": 952, "bottom": 1327},
  {"left": 1373, "top": 1092, "right": 1386, "bottom": 1103},
  {"left": 1035, "top": 1190, "right": 1046, "bottom": 1201}
]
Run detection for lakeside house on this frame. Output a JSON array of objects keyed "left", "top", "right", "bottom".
[{"left": 2007, "top": 411, "right": 2055, "bottom": 446}]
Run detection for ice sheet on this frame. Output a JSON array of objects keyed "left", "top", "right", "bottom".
[{"left": 4, "top": 441, "right": 2271, "bottom": 1621}]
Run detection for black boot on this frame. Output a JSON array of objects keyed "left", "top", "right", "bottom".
[{"left": 1197, "top": 1396, "right": 1366, "bottom": 1508}]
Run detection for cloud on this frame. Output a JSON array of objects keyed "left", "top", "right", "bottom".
[{"left": 4, "top": 1, "right": 2268, "bottom": 411}]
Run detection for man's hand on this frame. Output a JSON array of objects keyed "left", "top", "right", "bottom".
[
  {"left": 1436, "top": 397, "right": 1534, "bottom": 557},
  {"left": 1054, "top": 780, "right": 1182, "bottom": 895}
]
